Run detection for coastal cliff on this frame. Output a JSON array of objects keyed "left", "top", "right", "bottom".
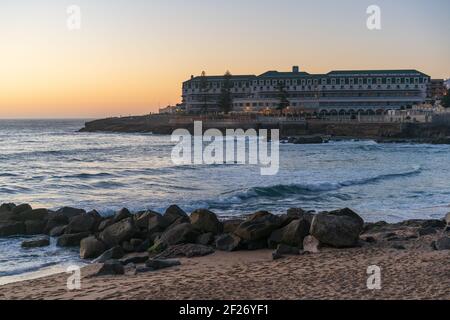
[{"left": 79, "top": 115, "right": 450, "bottom": 143}]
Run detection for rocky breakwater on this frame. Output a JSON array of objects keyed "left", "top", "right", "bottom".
[{"left": 1, "top": 203, "right": 449, "bottom": 277}]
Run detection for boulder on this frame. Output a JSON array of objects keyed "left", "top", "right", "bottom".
[
  {"left": 49, "top": 225, "right": 67, "bottom": 237},
  {"left": 159, "top": 223, "right": 199, "bottom": 246},
  {"left": 156, "top": 244, "right": 214, "bottom": 259},
  {"left": 190, "top": 209, "right": 223, "bottom": 235},
  {"left": 196, "top": 233, "right": 214, "bottom": 246},
  {"left": 147, "top": 214, "right": 169, "bottom": 234},
  {"left": 136, "top": 239, "right": 151, "bottom": 252},
  {"left": 17, "top": 209, "right": 49, "bottom": 222},
  {"left": 120, "top": 252, "right": 150, "bottom": 265},
  {"left": 418, "top": 227, "right": 438, "bottom": 236},
  {"left": 98, "top": 218, "right": 114, "bottom": 232},
  {"left": 65, "top": 212, "right": 100, "bottom": 234},
  {"left": 135, "top": 210, "right": 161, "bottom": 230},
  {"left": 274, "top": 244, "right": 300, "bottom": 255},
  {"left": 93, "top": 260, "right": 124, "bottom": 276},
  {"left": 303, "top": 235, "right": 320, "bottom": 253},
  {"left": 21, "top": 237, "right": 50, "bottom": 248},
  {"left": 145, "top": 259, "right": 181, "bottom": 271},
  {"left": 234, "top": 211, "right": 282, "bottom": 241},
  {"left": 99, "top": 218, "right": 138, "bottom": 248},
  {"left": 113, "top": 208, "right": 132, "bottom": 223},
  {"left": 93, "top": 246, "right": 124, "bottom": 263},
  {"left": 286, "top": 208, "right": 315, "bottom": 224},
  {"left": 445, "top": 213, "right": 450, "bottom": 225},
  {"left": 44, "top": 213, "right": 69, "bottom": 233},
  {"left": 242, "top": 239, "right": 268, "bottom": 250},
  {"left": 433, "top": 237, "right": 450, "bottom": 251},
  {"left": 56, "top": 207, "right": 86, "bottom": 219},
  {"left": 215, "top": 233, "right": 241, "bottom": 252},
  {"left": 122, "top": 241, "right": 135, "bottom": 253},
  {"left": 223, "top": 219, "right": 244, "bottom": 234},
  {"left": 268, "top": 219, "right": 310, "bottom": 249},
  {"left": 80, "top": 236, "right": 106, "bottom": 259},
  {"left": 57, "top": 232, "right": 90, "bottom": 247},
  {"left": 0, "top": 221, "right": 25, "bottom": 236},
  {"left": 12, "top": 204, "right": 32, "bottom": 215},
  {"left": 310, "top": 208, "right": 364, "bottom": 248},
  {"left": 0, "top": 203, "right": 16, "bottom": 213},
  {"left": 25, "top": 220, "right": 47, "bottom": 235},
  {"left": 162, "top": 205, "right": 189, "bottom": 226}
]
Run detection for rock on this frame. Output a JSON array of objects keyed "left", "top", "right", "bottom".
[
  {"left": 190, "top": 209, "right": 223, "bottom": 235},
  {"left": 156, "top": 244, "right": 214, "bottom": 259},
  {"left": 49, "top": 225, "right": 67, "bottom": 237},
  {"left": 66, "top": 212, "right": 100, "bottom": 234},
  {"left": 242, "top": 239, "right": 268, "bottom": 250},
  {"left": 159, "top": 223, "right": 199, "bottom": 246},
  {"left": 0, "top": 222, "right": 25, "bottom": 236},
  {"left": 119, "top": 252, "right": 149, "bottom": 265},
  {"left": 113, "top": 208, "right": 132, "bottom": 223},
  {"left": 303, "top": 235, "right": 320, "bottom": 253},
  {"left": 310, "top": 208, "right": 364, "bottom": 248},
  {"left": 147, "top": 214, "right": 169, "bottom": 234},
  {"left": 275, "top": 244, "right": 300, "bottom": 255},
  {"left": 162, "top": 205, "right": 189, "bottom": 226},
  {"left": 268, "top": 219, "right": 310, "bottom": 249},
  {"left": 98, "top": 218, "right": 114, "bottom": 232},
  {"left": 122, "top": 241, "right": 135, "bottom": 253},
  {"left": 56, "top": 207, "right": 86, "bottom": 219},
  {"left": 215, "top": 233, "right": 241, "bottom": 252},
  {"left": 361, "top": 236, "right": 377, "bottom": 243},
  {"left": 124, "top": 263, "right": 137, "bottom": 275},
  {"left": 445, "top": 213, "right": 450, "bottom": 225},
  {"left": 93, "top": 246, "right": 124, "bottom": 263},
  {"left": 363, "top": 221, "right": 389, "bottom": 233},
  {"left": 0, "top": 203, "right": 16, "bottom": 213},
  {"left": 17, "top": 209, "right": 49, "bottom": 222},
  {"left": 44, "top": 213, "right": 69, "bottom": 233},
  {"left": 272, "top": 252, "right": 284, "bottom": 260},
  {"left": 418, "top": 227, "right": 438, "bottom": 236},
  {"left": 80, "top": 236, "right": 106, "bottom": 259},
  {"left": 234, "top": 211, "right": 282, "bottom": 241},
  {"left": 57, "top": 232, "right": 90, "bottom": 247},
  {"left": 25, "top": 220, "right": 46, "bottom": 235},
  {"left": 12, "top": 204, "right": 32, "bottom": 215},
  {"left": 392, "top": 245, "right": 406, "bottom": 250},
  {"left": 94, "top": 260, "right": 124, "bottom": 276},
  {"left": 130, "top": 238, "right": 143, "bottom": 248},
  {"left": 136, "top": 239, "right": 151, "bottom": 252},
  {"left": 99, "top": 218, "right": 138, "bottom": 248},
  {"left": 421, "top": 220, "right": 446, "bottom": 229},
  {"left": 21, "top": 237, "right": 50, "bottom": 248},
  {"left": 433, "top": 237, "right": 450, "bottom": 251},
  {"left": 135, "top": 210, "right": 161, "bottom": 230},
  {"left": 145, "top": 259, "right": 181, "bottom": 271},
  {"left": 196, "top": 233, "right": 214, "bottom": 246},
  {"left": 223, "top": 219, "right": 244, "bottom": 234},
  {"left": 148, "top": 240, "right": 167, "bottom": 255},
  {"left": 286, "top": 208, "right": 315, "bottom": 224}
]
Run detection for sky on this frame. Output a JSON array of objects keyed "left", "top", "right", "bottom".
[{"left": 0, "top": 0, "right": 449, "bottom": 118}]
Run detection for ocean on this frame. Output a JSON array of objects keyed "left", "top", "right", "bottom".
[{"left": 0, "top": 119, "right": 449, "bottom": 282}]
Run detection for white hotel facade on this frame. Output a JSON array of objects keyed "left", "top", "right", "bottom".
[{"left": 181, "top": 67, "right": 431, "bottom": 115}]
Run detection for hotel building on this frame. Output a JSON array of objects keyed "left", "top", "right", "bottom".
[{"left": 181, "top": 67, "right": 431, "bottom": 115}]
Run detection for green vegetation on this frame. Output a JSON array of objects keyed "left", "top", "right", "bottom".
[{"left": 219, "top": 71, "right": 233, "bottom": 114}]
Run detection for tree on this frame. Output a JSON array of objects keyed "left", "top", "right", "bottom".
[
  {"left": 219, "top": 71, "right": 233, "bottom": 114},
  {"left": 199, "top": 71, "right": 209, "bottom": 114},
  {"left": 442, "top": 88, "right": 450, "bottom": 108},
  {"left": 276, "top": 81, "right": 290, "bottom": 113}
]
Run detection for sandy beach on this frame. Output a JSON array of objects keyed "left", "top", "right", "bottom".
[{"left": 1, "top": 231, "right": 448, "bottom": 300}]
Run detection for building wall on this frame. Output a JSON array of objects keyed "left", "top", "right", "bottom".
[{"left": 182, "top": 68, "right": 430, "bottom": 114}]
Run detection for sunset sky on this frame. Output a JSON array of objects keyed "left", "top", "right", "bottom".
[{"left": 1, "top": 0, "right": 449, "bottom": 118}]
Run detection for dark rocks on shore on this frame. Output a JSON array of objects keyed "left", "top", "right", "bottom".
[
  {"left": 145, "top": 259, "right": 181, "bottom": 271},
  {"left": 99, "top": 218, "right": 138, "bottom": 248},
  {"left": 190, "top": 209, "right": 223, "bottom": 235},
  {"left": 0, "top": 221, "right": 25, "bottom": 237},
  {"left": 80, "top": 236, "right": 107, "bottom": 259},
  {"left": 163, "top": 205, "right": 189, "bottom": 226},
  {"left": 93, "top": 246, "right": 124, "bottom": 263},
  {"left": 433, "top": 236, "right": 450, "bottom": 251},
  {"left": 49, "top": 225, "right": 67, "bottom": 237},
  {"left": 310, "top": 208, "right": 364, "bottom": 248},
  {"left": 94, "top": 260, "right": 125, "bottom": 277},
  {"left": 284, "top": 136, "right": 328, "bottom": 144},
  {"left": 215, "top": 233, "right": 242, "bottom": 252},
  {"left": 113, "top": 208, "right": 132, "bottom": 223},
  {"left": 119, "top": 252, "right": 150, "bottom": 265},
  {"left": 57, "top": 232, "right": 90, "bottom": 247},
  {"left": 268, "top": 218, "right": 310, "bottom": 249},
  {"left": 303, "top": 235, "right": 321, "bottom": 253},
  {"left": 234, "top": 211, "right": 282, "bottom": 242},
  {"left": 24, "top": 220, "right": 47, "bottom": 235},
  {"left": 155, "top": 244, "right": 214, "bottom": 259},
  {"left": 21, "top": 237, "right": 50, "bottom": 248},
  {"left": 66, "top": 211, "right": 101, "bottom": 234},
  {"left": 55, "top": 207, "right": 86, "bottom": 219},
  {"left": 159, "top": 223, "right": 199, "bottom": 246}
]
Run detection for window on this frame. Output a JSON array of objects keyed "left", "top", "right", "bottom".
[
  {"left": 367, "top": 78, "right": 372, "bottom": 85},
  {"left": 396, "top": 78, "right": 401, "bottom": 84},
  {"left": 358, "top": 78, "right": 363, "bottom": 85},
  {"left": 414, "top": 78, "right": 419, "bottom": 84},
  {"left": 349, "top": 78, "right": 354, "bottom": 85},
  {"left": 387, "top": 78, "right": 392, "bottom": 85},
  {"left": 340, "top": 78, "right": 345, "bottom": 85},
  {"left": 331, "top": 79, "right": 336, "bottom": 85},
  {"left": 322, "top": 78, "right": 327, "bottom": 85},
  {"left": 307, "top": 79, "right": 312, "bottom": 85},
  {"left": 376, "top": 78, "right": 382, "bottom": 85},
  {"left": 405, "top": 78, "right": 410, "bottom": 84},
  {"left": 301, "top": 80, "right": 306, "bottom": 86}
]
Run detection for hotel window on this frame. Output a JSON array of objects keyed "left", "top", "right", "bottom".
[
  {"left": 414, "top": 78, "right": 419, "bottom": 84},
  {"left": 331, "top": 79, "right": 336, "bottom": 85},
  {"left": 405, "top": 78, "right": 410, "bottom": 84},
  {"left": 423, "top": 77, "right": 429, "bottom": 83},
  {"left": 358, "top": 78, "right": 363, "bottom": 85},
  {"left": 367, "top": 78, "right": 372, "bottom": 85},
  {"left": 321, "top": 78, "right": 327, "bottom": 85},
  {"left": 307, "top": 79, "right": 312, "bottom": 85},
  {"left": 314, "top": 79, "right": 318, "bottom": 86},
  {"left": 396, "top": 78, "right": 401, "bottom": 84},
  {"left": 387, "top": 78, "right": 392, "bottom": 85},
  {"left": 376, "top": 78, "right": 382, "bottom": 85},
  {"left": 349, "top": 79, "right": 354, "bottom": 85},
  {"left": 301, "top": 80, "right": 306, "bottom": 86},
  {"left": 340, "top": 78, "right": 345, "bottom": 85}
]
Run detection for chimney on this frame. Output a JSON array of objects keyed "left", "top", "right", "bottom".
[
  {"left": 191, "top": 75, "right": 194, "bottom": 80},
  {"left": 292, "top": 66, "right": 299, "bottom": 73}
]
